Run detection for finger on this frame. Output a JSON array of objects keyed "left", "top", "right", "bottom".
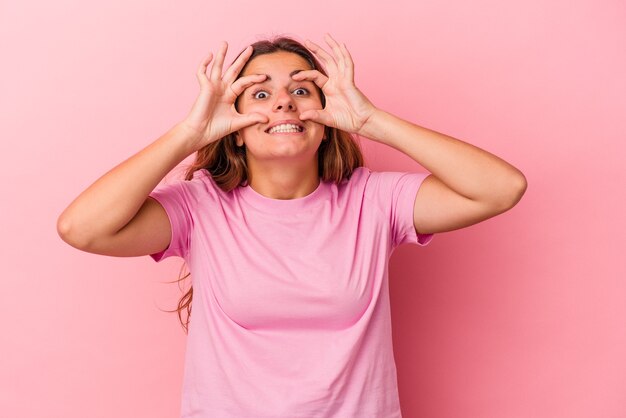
[
  {"left": 299, "top": 109, "right": 334, "bottom": 127},
  {"left": 231, "top": 112, "right": 269, "bottom": 132},
  {"left": 304, "top": 39, "right": 336, "bottom": 72},
  {"left": 323, "top": 33, "right": 346, "bottom": 74},
  {"left": 291, "top": 70, "right": 329, "bottom": 90},
  {"left": 196, "top": 52, "right": 214, "bottom": 88},
  {"left": 339, "top": 42, "right": 355, "bottom": 81},
  {"left": 210, "top": 41, "right": 228, "bottom": 82},
  {"left": 222, "top": 45, "right": 253, "bottom": 84},
  {"left": 228, "top": 73, "right": 268, "bottom": 100}
]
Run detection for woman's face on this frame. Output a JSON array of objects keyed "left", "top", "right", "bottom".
[{"left": 236, "top": 51, "right": 325, "bottom": 162}]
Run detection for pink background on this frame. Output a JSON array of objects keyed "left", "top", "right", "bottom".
[{"left": 1, "top": 0, "right": 624, "bottom": 417}]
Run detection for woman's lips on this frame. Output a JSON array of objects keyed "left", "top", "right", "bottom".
[{"left": 264, "top": 121, "right": 305, "bottom": 134}]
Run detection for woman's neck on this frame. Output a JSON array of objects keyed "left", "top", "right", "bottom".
[{"left": 246, "top": 158, "right": 320, "bottom": 200}]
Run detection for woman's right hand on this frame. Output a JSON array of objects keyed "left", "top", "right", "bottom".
[{"left": 180, "top": 42, "right": 268, "bottom": 150}]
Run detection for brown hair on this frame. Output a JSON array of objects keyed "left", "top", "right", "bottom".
[{"left": 170, "top": 35, "right": 365, "bottom": 333}]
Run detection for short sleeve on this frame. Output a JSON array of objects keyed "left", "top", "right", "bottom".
[
  {"left": 148, "top": 180, "right": 195, "bottom": 262},
  {"left": 366, "top": 170, "right": 434, "bottom": 248}
]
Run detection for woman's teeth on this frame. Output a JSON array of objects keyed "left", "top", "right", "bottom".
[{"left": 268, "top": 124, "right": 303, "bottom": 134}]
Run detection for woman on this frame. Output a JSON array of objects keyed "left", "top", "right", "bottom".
[{"left": 58, "top": 34, "right": 526, "bottom": 417}]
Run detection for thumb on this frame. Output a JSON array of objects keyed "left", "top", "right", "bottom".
[
  {"left": 299, "top": 109, "right": 334, "bottom": 127},
  {"left": 231, "top": 112, "right": 268, "bottom": 132}
]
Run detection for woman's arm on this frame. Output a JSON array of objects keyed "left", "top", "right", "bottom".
[
  {"left": 359, "top": 110, "right": 527, "bottom": 234},
  {"left": 57, "top": 41, "right": 268, "bottom": 256},
  {"left": 56, "top": 123, "right": 198, "bottom": 256},
  {"left": 359, "top": 109, "right": 527, "bottom": 206}
]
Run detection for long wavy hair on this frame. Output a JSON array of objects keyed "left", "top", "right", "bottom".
[{"left": 168, "top": 35, "right": 365, "bottom": 333}]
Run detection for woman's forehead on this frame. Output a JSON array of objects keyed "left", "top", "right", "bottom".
[{"left": 241, "top": 51, "right": 312, "bottom": 77}]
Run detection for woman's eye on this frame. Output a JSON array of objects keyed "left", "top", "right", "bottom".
[
  {"left": 293, "top": 88, "right": 309, "bottom": 96},
  {"left": 253, "top": 91, "right": 268, "bottom": 99}
]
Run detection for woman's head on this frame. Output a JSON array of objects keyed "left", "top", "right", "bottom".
[
  {"left": 184, "top": 36, "right": 364, "bottom": 187},
  {"left": 233, "top": 51, "right": 325, "bottom": 174}
]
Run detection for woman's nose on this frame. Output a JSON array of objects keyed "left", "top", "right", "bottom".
[{"left": 273, "top": 90, "right": 296, "bottom": 111}]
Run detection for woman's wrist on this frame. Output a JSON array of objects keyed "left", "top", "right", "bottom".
[
  {"left": 171, "top": 122, "right": 206, "bottom": 155},
  {"left": 356, "top": 108, "right": 389, "bottom": 142}
]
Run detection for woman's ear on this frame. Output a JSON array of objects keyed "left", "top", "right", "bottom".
[{"left": 235, "top": 132, "right": 244, "bottom": 147}]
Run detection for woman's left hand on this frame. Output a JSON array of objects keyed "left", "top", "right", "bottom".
[{"left": 292, "top": 34, "right": 377, "bottom": 136}]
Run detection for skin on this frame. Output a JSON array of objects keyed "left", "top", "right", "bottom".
[{"left": 235, "top": 51, "right": 327, "bottom": 200}]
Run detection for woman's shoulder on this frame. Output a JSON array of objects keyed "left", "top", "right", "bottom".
[
  {"left": 349, "top": 166, "right": 429, "bottom": 198},
  {"left": 343, "top": 166, "right": 372, "bottom": 184},
  {"left": 152, "top": 168, "right": 224, "bottom": 202},
  {"left": 185, "top": 168, "right": 229, "bottom": 196}
]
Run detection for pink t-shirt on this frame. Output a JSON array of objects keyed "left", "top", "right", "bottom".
[{"left": 149, "top": 166, "right": 434, "bottom": 418}]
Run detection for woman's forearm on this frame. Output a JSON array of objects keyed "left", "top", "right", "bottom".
[
  {"left": 57, "top": 123, "right": 199, "bottom": 246},
  {"left": 359, "top": 109, "right": 527, "bottom": 206}
]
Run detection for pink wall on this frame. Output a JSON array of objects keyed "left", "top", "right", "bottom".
[{"left": 2, "top": 0, "right": 624, "bottom": 417}]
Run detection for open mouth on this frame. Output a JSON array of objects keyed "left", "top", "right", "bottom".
[{"left": 265, "top": 123, "right": 305, "bottom": 134}]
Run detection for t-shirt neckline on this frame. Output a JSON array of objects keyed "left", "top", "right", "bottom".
[{"left": 238, "top": 178, "right": 328, "bottom": 214}]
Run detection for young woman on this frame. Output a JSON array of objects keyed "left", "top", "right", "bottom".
[{"left": 58, "top": 34, "right": 526, "bottom": 417}]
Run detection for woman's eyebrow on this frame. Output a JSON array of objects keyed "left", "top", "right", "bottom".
[{"left": 258, "top": 69, "right": 306, "bottom": 81}]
